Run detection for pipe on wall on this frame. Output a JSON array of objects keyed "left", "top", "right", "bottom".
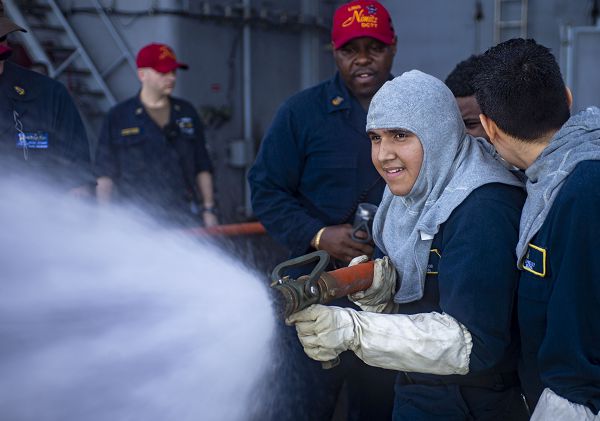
[
  {"left": 242, "top": 0, "right": 253, "bottom": 218},
  {"left": 300, "top": 0, "right": 320, "bottom": 90}
]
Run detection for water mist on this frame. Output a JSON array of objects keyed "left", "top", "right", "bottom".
[{"left": 0, "top": 173, "right": 275, "bottom": 421}]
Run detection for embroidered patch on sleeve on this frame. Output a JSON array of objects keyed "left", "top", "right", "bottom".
[
  {"left": 522, "top": 243, "right": 547, "bottom": 277},
  {"left": 426, "top": 249, "right": 441, "bottom": 275}
]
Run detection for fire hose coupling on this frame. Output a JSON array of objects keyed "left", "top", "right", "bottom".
[
  {"left": 270, "top": 250, "right": 375, "bottom": 369},
  {"left": 270, "top": 250, "right": 330, "bottom": 318}
]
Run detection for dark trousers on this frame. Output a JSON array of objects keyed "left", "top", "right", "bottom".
[{"left": 392, "top": 373, "right": 530, "bottom": 420}]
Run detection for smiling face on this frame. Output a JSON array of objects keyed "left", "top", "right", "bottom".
[
  {"left": 369, "top": 128, "right": 424, "bottom": 196},
  {"left": 333, "top": 37, "right": 396, "bottom": 108}
]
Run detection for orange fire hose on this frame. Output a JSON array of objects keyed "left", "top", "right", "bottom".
[
  {"left": 188, "top": 222, "right": 266, "bottom": 237},
  {"left": 323, "top": 260, "right": 375, "bottom": 298}
]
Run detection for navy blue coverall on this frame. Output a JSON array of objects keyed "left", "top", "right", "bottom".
[
  {"left": 0, "top": 61, "right": 93, "bottom": 189},
  {"left": 248, "top": 73, "right": 384, "bottom": 258},
  {"left": 94, "top": 94, "right": 213, "bottom": 225},
  {"left": 518, "top": 160, "right": 600, "bottom": 414},
  {"left": 391, "top": 183, "right": 529, "bottom": 420}
]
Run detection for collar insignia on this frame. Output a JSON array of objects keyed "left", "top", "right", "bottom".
[
  {"left": 14, "top": 86, "right": 25, "bottom": 96},
  {"left": 135, "top": 107, "right": 143, "bottom": 115},
  {"left": 331, "top": 96, "right": 344, "bottom": 106}
]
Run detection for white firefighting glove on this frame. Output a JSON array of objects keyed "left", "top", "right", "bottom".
[
  {"left": 286, "top": 304, "right": 473, "bottom": 375},
  {"left": 531, "top": 388, "right": 600, "bottom": 421},
  {"left": 347, "top": 255, "right": 397, "bottom": 313},
  {"left": 287, "top": 304, "right": 356, "bottom": 361}
]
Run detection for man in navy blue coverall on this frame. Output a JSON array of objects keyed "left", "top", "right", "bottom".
[
  {"left": 474, "top": 38, "right": 600, "bottom": 420},
  {"left": 95, "top": 43, "right": 217, "bottom": 227},
  {"left": 248, "top": 1, "right": 397, "bottom": 419},
  {"left": 0, "top": 2, "right": 93, "bottom": 193},
  {"left": 249, "top": 0, "right": 395, "bottom": 264}
]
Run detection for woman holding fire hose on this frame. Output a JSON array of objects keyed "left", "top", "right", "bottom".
[{"left": 287, "top": 70, "right": 530, "bottom": 420}]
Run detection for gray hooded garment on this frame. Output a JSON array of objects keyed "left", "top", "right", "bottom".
[
  {"left": 517, "top": 106, "right": 600, "bottom": 264},
  {"left": 368, "top": 70, "right": 523, "bottom": 304}
]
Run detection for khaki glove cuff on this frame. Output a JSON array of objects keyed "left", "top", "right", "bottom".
[{"left": 347, "top": 311, "right": 473, "bottom": 375}]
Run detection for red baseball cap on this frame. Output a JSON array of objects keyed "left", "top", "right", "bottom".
[
  {"left": 331, "top": 1, "right": 395, "bottom": 50},
  {"left": 136, "top": 43, "right": 188, "bottom": 73}
]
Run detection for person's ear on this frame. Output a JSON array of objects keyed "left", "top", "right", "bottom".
[
  {"left": 479, "top": 114, "right": 498, "bottom": 144},
  {"left": 137, "top": 68, "right": 145, "bottom": 82},
  {"left": 565, "top": 86, "right": 573, "bottom": 109}
]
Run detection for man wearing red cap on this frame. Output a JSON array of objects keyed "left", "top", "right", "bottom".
[
  {"left": 248, "top": 1, "right": 396, "bottom": 419},
  {"left": 95, "top": 43, "right": 217, "bottom": 227},
  {"left": 0, "top": 1, "right": 93, "bottom": 193}
]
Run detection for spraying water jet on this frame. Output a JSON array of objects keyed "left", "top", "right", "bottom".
[{"left": 0, "top": 170, "right": 275, "bottom": 421}]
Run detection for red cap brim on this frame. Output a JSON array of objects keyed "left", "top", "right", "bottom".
[
  {"left": 333, "top": 32, "right": 394, "bottom": 50},
  {"left": 153, "top": 61, "right": 189, "bottom": 73}
]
